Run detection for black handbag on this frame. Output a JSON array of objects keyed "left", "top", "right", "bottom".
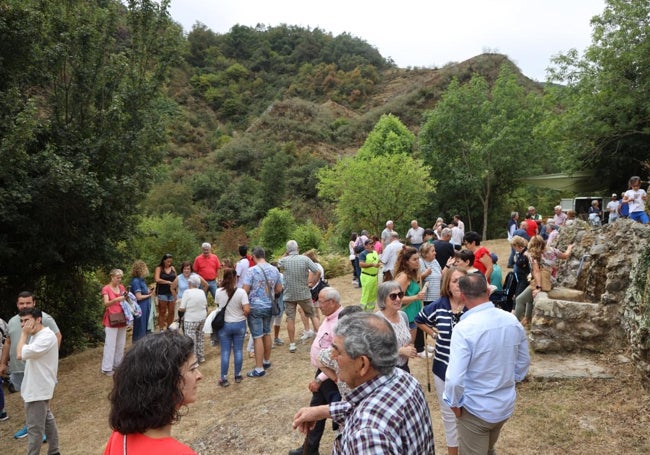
[{"left": 211, "top": 294, "right": 233, "bottom": 333}]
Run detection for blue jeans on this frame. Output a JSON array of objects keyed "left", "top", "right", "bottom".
[
  {"left": 206, "top": 280, "right": 217, "bottom": 300},
  {"left": 248, "top": 307, "right": 272, "bottom": 338},
  {"left": 132, "top": 298, "right": 151, "bottom": 342},
  {"left": 218, "top": 320, "right": 247, "bottom": 379}
]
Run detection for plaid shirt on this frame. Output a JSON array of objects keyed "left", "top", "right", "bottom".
[
  {"left": 278, "top": 252, "right": 320, "bottom": 302},
  {"left": 330, "top": 368, "right": 435, "bottom": 454}
]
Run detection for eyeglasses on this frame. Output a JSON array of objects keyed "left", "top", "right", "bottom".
[{"left": 388, "top": 292, "right": 404, "bottom": 301}]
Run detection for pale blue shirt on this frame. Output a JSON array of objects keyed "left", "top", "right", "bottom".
[{"left": 443, "top": 302, "right": 529, "bottom": 423}]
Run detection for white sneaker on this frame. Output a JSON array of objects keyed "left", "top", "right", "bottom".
[
  {"left": 289, "top": 343, "right": 297, "bottom": 353},
  {"left": 300, "top": 330, "right": 315, "bottom": 341},
  {"left": 417, "top": 351, "right": 433, "bottom": 359}
]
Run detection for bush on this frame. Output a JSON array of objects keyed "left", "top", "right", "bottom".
[
  {"left": 259, "top": 208, "right": 296, "bottom": 253},
  {"left": 319, "top": 253, "right": 352, "bottom": 279},
  {"left": 292, "top": 221, "right": 323, "bottom": 252}
]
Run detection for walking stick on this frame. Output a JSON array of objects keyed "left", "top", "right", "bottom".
[
  {"left": 302, "top": 429, "right": 310, "bottom": 455},
  {"left": 424, "top": 331, "right": 431, "bottom": 393}
]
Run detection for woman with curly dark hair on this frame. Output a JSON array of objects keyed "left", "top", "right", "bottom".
[
  {"left": 394, "top": 246, "right": 427, "bottom": 358},
  {"left": 103, "top": 331, "right": 202, "bottom": 454}
]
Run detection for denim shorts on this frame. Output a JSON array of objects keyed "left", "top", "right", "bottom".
[
  {"left": 158, "top": 294, "right": 174, "bottom": 302},
  {"left": 248, "top": 306, "right": 272, "bottom": 338}
]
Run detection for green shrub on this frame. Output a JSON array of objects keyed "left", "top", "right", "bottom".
[{"left": 292, "top": 221, "right": 323, "bottom": 252}]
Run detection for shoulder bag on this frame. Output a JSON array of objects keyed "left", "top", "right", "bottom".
[
  {"left": 211, "top": 293, "right": 233, "bottom": 333},
  {"left": 260, "top": 265, "right": 281, "bottom": 316}
]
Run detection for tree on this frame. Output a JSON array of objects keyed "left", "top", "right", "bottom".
[
  {"left": 0, "top": 0, "right": 182, "bottom": 345},
  {"left": 546, "top": 0, "right": 650, "bottom": 191},
  {"left": 318, "top": 153, "right": 434, "bottom": 237},
  {"left": 357, "top": 114, "right": 415, "bottom": 159},
  {"left": 419, "top": 65, "right": 544, "bottom": 239}
]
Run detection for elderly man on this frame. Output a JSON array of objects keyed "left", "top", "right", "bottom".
[
  {"left": 381, "top": 220, "right": 394, "bottom": 247},
  {"left": 278, "top": 240, "right": 321, "bottom": 353},
  {"left": 406, "top": 219, "right": 425, "bottom": 250},
  {"left": 444, "top": 273, "right": 530, "bottom": 455},
  {"left": 552, "top": 205, "right": 567, "bottom": 226},
  {"left": 193, "top": 242, "right": 222, "bottom": 299},
  {"left": 606, "top": 194, "right": 620, "bottom": 223},
  {"left": 380, "top": 231, "right": 402, "bottom": 282},
  {"left": 0, "top": 291, "right": 62, "bottom": 440},
  {"left": 288, "top": 288, "right": 343, "bottom": 455},
  {"left": 434, "top": 227, "right": 456, "bottom": 269},
  {"left": 293, "top": 312, "right": 435, "bottom": 454}
]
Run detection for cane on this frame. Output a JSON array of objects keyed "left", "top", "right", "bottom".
[
  {"left": 424, "top": 331, "right": 431, "bottom": 393},
  {"left": 302, "top": 429, "right": 310, "bottom": 455}
]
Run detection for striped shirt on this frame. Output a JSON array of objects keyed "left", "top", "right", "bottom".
[
  {"left": 420, "top": 258, "right": 442, "bottom": 302},
  {"left": 330, "top": 368, "right": 435, "bottom": 454},
  {"left": 415, "top": 296, "right": 464, "bottom": 381}
]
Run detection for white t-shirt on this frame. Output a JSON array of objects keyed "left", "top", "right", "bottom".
[
  {"left": 236, "top": 257, "right": 250, "bottom": 288},
  {"left": 21, "top": 327, "right": 58, "bottom": 402},
  {"left": 215, "top": 288, "right": 249, "bottom": 323},
  {"left": 624, "top": 189, "right": 647, "bottom": 213},
  {"left": 180, "top": 288, "right": 208, "bottom": 322}
]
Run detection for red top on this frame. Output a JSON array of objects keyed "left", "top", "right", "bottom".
[
  {"left": 193, "top": 253, "right": 221, "bottom": 281},
  {"left": 525, "top": 221, "right": 538, "bottom": 238},
  {"left": 473, "top": 246, "right": 491, "bottom": 276},
  {"left": 102, "top": 284, "right": 126, "bottom": 328},
  {"left": 104, "top": 431, "right": 197, "bottom": 455}
]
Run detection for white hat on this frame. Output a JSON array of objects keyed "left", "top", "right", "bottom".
[{"left": 612, "top": 193, "right": 617, "bottom": 197}]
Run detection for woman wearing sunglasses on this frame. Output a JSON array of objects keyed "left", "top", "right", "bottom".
[
  {"left": 375, "top": 281, "right": 417, "bottom": 373},
  {"left": 415, "top": 266, "right": 468, "bottom": 455}
]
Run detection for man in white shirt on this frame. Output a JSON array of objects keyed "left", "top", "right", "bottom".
[
  {"left": 380, "top": 232, "right": 403, "bottom": 282},
  {"left": 381, "top": 220, "right": 394, "bottom": 247},
  {"left": 16, "top": 307, "right": 60, "bottom": 454},
  {"left": 450, "top": 221, "right": 464, "bottom": 251},
  {"left": 606, "top": 193, "right": 620, "bottom": 223},
  {"left": 406, "top": 220, "right": 425, "bottom": 250},
  {"left": 236, "top": 245, "right": 251, "bottom": 288}
]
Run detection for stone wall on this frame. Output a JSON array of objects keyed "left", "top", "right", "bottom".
[{"left": 529, "top": 219, "right": 650, "bottom": 379}]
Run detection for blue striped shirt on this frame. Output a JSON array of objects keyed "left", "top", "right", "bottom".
[{"left": 415, "top": 296, "right": 463, "bottom": 381}]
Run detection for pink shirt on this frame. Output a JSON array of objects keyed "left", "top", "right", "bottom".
[{"left": 310, "top": 307, "right": 342, "bottom": 372}]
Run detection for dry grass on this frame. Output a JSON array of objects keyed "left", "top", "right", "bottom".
[{"left": 1, "top": 240, "right": 649, "bottom": 454}]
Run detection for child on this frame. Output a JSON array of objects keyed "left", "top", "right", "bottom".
[
  {"left": 490, "top": 253, "right": 503, "bottom": 291},
  {"left": 622, "top": 176, "right": 648, "bottom": 224}
]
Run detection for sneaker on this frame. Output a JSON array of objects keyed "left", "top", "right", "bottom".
[
  {"left": 218, "top": 378, "right": 230, "bottom": 387},
  {"left": 246, "top": 369, "right": 266, "bottom": 378},
  {"left": 14, "top": 425, "right": 28, "bottom": 439},
  {"left": 274, "top": 337, "right": 284, "bottom": 346},
  {"left": 417, "top": 351, "right": 433, "bottom": 359},
  {"left": 234, "top": 375, "right": 243, "bottom": 383},
  {"left": 289, "top": 343, "right": 297, "bottom": 353},
  {"left": 263, "top": 361, "right": 272, "bottom": 370},
  {"left": 0, "top": 411, "right": 8, "bottom": 422},
  {"left": 300, "top": 330, "right": 315, "bottom": 341}
]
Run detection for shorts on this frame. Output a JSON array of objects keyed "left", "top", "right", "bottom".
[
  {"left": 630, "top": 211, "right": 649, "bottom": 224},
  {"left": 284, "top": 299, "right": 315, "bottom": 321},
  {"left": 248, "top": 307, "right": 272, "bottom": 339},
  {"left": 157, "top": 294, "right": 174, "bottom": 302}
]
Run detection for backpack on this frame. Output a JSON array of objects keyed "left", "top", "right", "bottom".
[
  {"left": 490, "top": 271, "right": 517, "bottom": 312},
  {"left": 353, "top": 237, "right": 365, "bottom": 255}
]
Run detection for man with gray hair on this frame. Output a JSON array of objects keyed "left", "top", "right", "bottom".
[
  {"left": 381, "top": 220, "right": 394, "bottom": 247},
  {"left": 278, "top": 240, "right": 321, "bottom": 353},
  {"left": 193, "top": 242, "right": 221, "bottom": 300},
  {"left": 380, "top": 231, "right": 402, "bottom": 282},
  {"left": 444, "top": 273, "right": 529, "bottom": 455},
  {"left": 288, "top": 287, "right": 343, "bottom": 455},
  {"left": 433, "top": 227, "right": 455, "bottom": 269},
  {"left": 292, "top": 312, "right": 435, "bottom": 454}
]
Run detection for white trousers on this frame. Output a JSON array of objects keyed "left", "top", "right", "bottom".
[{"left": 102, "top": 326, "right": 127, "bottom": 373}]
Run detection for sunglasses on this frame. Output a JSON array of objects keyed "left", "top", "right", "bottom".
[{"left": 388, "top": 292, "right": 404, "bottom": 301}]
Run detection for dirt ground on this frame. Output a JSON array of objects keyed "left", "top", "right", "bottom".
[{"left": 1, "top": 240, "right": 649, "bottom": 454}]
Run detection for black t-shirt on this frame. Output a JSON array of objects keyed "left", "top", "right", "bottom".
[{"left": 433, "top": 240, "right": 455, "bottom": 269}]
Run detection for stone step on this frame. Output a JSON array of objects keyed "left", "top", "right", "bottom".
[{"left": 528, "top": 353, "right": 616, "bottom": 380}]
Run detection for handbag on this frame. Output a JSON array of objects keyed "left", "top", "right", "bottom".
[
  {"left": 108, "top": 308, "right": 126, "bottom": 327},
  {"left": 211, "top": 294, "right": 233, "bottom": 333},
  {"left": 260, "top": 265, "right": 281, "bottom": 316},
  {"left": 529, "top": 268, "right": 553, "bottom": 292}
]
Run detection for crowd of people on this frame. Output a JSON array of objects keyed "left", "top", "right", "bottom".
[{"left": 1, "top": 175, "right": 646, "bottom": 454}]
